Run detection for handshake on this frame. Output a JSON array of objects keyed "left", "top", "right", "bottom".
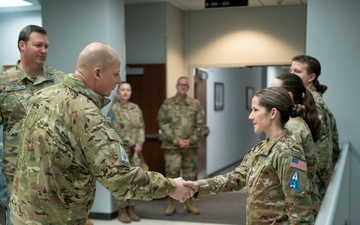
[{"left": 169, "top": 177, "right": 200, "bottom": 203}]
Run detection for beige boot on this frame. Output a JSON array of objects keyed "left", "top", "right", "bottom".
[
  {"left": 117, "top": 206, "right": 131, "bottom": 223},
  {"left": 165, "top": 198, "right": 177, "bottom": 215},
  {"left": 128, "top": 206, "right": 140, "bottom": 221},
  {"left": 184, "top": 199, "right": 200, "bottom": 214},
  {"left": 85, "top": 220, "right": 94, "bottom": 225}
]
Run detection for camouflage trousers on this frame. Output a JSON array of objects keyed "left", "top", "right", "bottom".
[
  {"left": 163, "top": 148, "right": 198, "bottom": 181},
  {"left": 116, "top": 153, "right": 143, "bottom": 207}
]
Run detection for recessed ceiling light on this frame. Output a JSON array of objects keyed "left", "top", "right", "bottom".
[{"left": 0, "top": 0, "right": 32, "bottom": 7}]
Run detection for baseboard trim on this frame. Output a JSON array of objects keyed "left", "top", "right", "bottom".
[{"left": 88, "top": 211, "right": 117, "bottom": 220}]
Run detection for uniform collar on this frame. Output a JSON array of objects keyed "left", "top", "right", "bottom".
[
  {"left": 260, "top": 129, "right": 288, "bottom": 155},
  {"left": 15, "top": 60, "right": 57, "bottom": 85},
  {"left": 63, "top": 73, "right": 110, "bottom": 109},
  {"left": 174, "top": 95, "right": 191, "bottom": 104}
]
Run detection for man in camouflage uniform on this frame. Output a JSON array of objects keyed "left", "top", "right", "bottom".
[
  {"left": 158, "top": 76, "right": 205, "bottom": 215},
  {"left": 108, "top": 81, "right": 146, "bottom": 223},
  {"left": 9, "top": 42, "right": 194, "bottom": 225},
  {"left": 0, "top": 25, "right": 66, "bottom": 225},
  {"left": 290, "top": 54, "right": 340, "bottom": 199}
]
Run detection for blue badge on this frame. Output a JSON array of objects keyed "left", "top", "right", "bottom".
[
  {"left": 284, "top": 171, "right": 300, "bottom": 193},
  {"left": 109, "top": 113, "right": 115, "bottom": 122},
  {"left": 120, "top": 145, "right": 129, "bottom": 165}
]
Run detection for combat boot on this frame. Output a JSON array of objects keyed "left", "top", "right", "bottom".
[
  {"left": 165, "top": 198, "right": 177, "bottom": 215},
  {"left": 85, "top": 220, "right": 94, "bottom": 225},
  {"left": 184, "top": 199, "right": 200, "bottom": 214},
  {"left": 128, "top": 206, "right": 140, "bottom": 221},
  {"left": 117, "top": 206, "right": 131, "bottom": 223}
]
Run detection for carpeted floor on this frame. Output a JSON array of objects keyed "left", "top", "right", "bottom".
[{"left": 135, "top": 189, "right": 247, "bottom": 224}]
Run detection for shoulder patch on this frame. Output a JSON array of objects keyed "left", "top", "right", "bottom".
[
  {"left": 120, "top": 145, "right": 129, "bottom": 164},
  {"left": 284, "top": 171, "right": 300, "bottom": 193}
]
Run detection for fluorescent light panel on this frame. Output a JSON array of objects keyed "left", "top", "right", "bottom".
[{"left": 0, "top": 0, "right": 32, "bottom": 7}]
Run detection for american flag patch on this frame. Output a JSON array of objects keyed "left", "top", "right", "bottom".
[{"left": 290, "top": 157, "right": 307, "bottom": 171}]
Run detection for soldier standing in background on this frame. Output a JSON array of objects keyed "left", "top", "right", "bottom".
[
  {"left": 158, "top": 76, "right": 205, "bottom": 215},
  {"left": 108, "top": 81, "right": 146, "bottom": 223},
  {"left": 290, "top": 55, "right": 340, "bottom": 199}
]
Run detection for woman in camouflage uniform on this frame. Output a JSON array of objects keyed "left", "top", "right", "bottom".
[
  {"left": 108, "top": 81, "right": 145, "bottom": 223},
  {"left": 271, "top": 73, "right": 322, "bottom": 214},
  {"left": 186, "top": 87, "right": 314, "bottom": 224}
]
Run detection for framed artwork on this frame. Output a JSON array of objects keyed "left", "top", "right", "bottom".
[
  {"left": 246, "top": 86, "right": 254, "bottom": 110},
  {"left": 214, "top": 82, "right": 224, "bottom": 111}
]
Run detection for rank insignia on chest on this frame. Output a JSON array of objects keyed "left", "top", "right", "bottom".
[{"left": 284, "top": 171, "right": 300, "bottom": 193}]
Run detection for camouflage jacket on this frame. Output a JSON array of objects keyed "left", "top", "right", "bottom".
[
  {"left": 10, "top": 74, "right": 176, "bottom": 224},
  {"left": 195, "top": 130, "right": 314, "bottom": 225},
  {"left": 108, "top": 101, "right": 145, "bottom": 152},
  {"left": 0, "top": 63, "right": 65, "bottom": 182},
  {"left": 285, "top": 117, "right": 320, "bottom": 207},
  {"left": 310, "top": 87, "right": 334, "bottom": 183},
  {"left": 157, "top": 95, "right": 205, "bottom": 149}
]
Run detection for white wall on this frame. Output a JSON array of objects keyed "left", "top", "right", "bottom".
[
  {"left": 166, "top": 4, "right": 186, "bottom": 98},
  {"left": 42, "top": 0, "right": 126, "bottom": 115},
  {"left": 205, "top": 67, "right": 263, "bottom": 174},
  {"left": 307, "top": 0, "right": 360, "bottom": 222},
  {"left": 0, "top": 11, "right": 41, "bottom": 67},
  {"left": 185, "top": 5, "right": 306, "bottom": 67},
  {"left": 125, "top": 3, "right": 167, "bottom": 64}
]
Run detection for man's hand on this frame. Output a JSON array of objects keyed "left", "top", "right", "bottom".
[
  {"left": 178, "top": 139, "right": 191, "bottom": 148},
  {"left": 183, "top": 180, "right": 199, "bottom": 193},
  {"left": 170, "top": 177, "right": 195, "bottom": 202}
]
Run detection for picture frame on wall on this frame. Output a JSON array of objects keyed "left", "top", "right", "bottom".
[
  {"left": 214, "top": 82, "right": 224, "bottom": 111},
  {"left": 246, "top": 86, "right": 255, "bottom": 110}
]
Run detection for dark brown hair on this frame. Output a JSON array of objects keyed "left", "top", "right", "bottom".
[{"left": 275, "top": 73, "right": 322, "bottom": 141}]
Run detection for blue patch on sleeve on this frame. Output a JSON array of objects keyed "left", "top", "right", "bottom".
[
  {"left": 120, "top": 145, "right": 129, "bottom": 165},
  {"left": 157, "top": 111, "right": 162, "bottom": 120},
  {"left": 284, "top": 171, "right": 300, "bottom": 193},
  {"left": 109, "top": 113, "right": 115, "bottom": 122}
]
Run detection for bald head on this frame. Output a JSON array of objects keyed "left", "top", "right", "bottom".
[
  {"left": 75, "top": 42, "right": 121, "bottom": 96},
  {"left": 77, "top": 42, "right": 119, "bottom": 72}
]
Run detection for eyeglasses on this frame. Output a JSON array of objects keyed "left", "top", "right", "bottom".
[{"left": 177, "top": 83, "right": 189, "bottom": 87}]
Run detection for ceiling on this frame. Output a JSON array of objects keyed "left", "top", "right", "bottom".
[
  {"left": 0, "top": 0, "right": 307, "bottom": 13},
  {"left": 124, "top": 0, "right": 307, "bottom": 11}
]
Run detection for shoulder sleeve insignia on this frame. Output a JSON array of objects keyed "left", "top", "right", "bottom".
[
  {"left": 284, "top": 171, "right": 300, "bottom": 193},
  {"left": 120, "top": 145, "right": 129, "bottom": 164}
]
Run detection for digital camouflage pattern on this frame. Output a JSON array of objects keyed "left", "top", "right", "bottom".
[
  {"left": 0, "top": 63, "right": 65, "bottom": 183},
  {"left": 310, "top": 87, "right": 333, "bottom": 198},
  {"left": 108, "top": 101, "right": 145, "bottom": 207},
  {"left": 195, "top": 130, "right": 314, "bottom": 225},
  {"left": 158, "top": 95, "right": 205, "bottom": 181},
  {"left": 285, "top": 117, "right": 320, "bottom": 210},
  {"left": 108, "top": 101, "right": 145, "bottom": 154},
  {"left": 164, "top": 148, "right": 198, "bottom": 181},
  {"left": 10, "top": 74, "right": 176, "bottom": 224},
  {"left": 158, "top": 96, "right": 205, "bottom": 149}
]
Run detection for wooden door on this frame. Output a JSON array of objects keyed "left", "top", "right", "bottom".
[
  {"left": 126, "top": 64, "right": 166, "bottom": 175},
  {"left": 194, "top": 69, "right": 209, "bottom": 179}
]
